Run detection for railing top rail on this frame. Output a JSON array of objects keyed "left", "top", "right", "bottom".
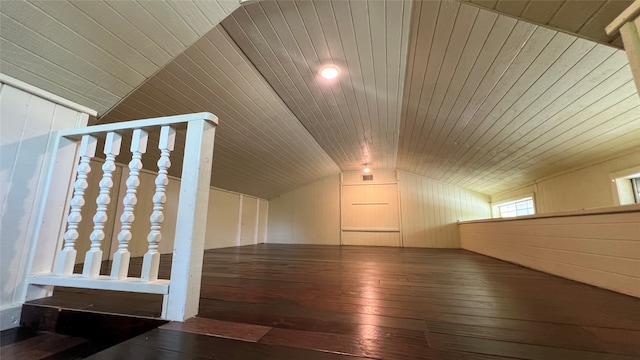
[
  {"left": 605, "top": 0, "right": 640, "bottom": 35},
  {"left": 458, "top": 203, "right": 640, "bottom": 225},
  {"left": 58, "top": 112, "right": 217, "bottom": 139}
]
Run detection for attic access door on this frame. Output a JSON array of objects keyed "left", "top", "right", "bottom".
[{"left": 341, "top": 183, "right": 401, "bottom": 246}]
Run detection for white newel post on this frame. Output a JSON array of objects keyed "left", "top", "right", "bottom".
[
  {"left": 165, "top": 119, "right": 216, "bottom": 321},
  {"left": 606, "top": 0, "right": 640, "bottom": 95},
  {"left": 111, "top": 129, "right": 149, "bottom": 279},
  {"left": 83, "top": 132, "right": 122, "bottom": 277},
  {"left": 142, "top": 126, "right": 176, "bottom": 282},
  {"left": 54, "top": 135, "right": 97, "bottom": 276}
]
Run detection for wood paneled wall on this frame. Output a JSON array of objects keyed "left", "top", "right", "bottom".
[
  {"left": 267, "top": 175, "right": 341, "bottom": 245},
  {"left": 460, "top": 208, "right": 640, "bottom": 298},
  {"left": 398, "top": 171, "right": 491, "bottom": 248},
  {"left": 0, "top": 83, "right": 89, "bottom": 330},
  {"left": 491, "top": 148, "right": 640, "bottom": 213},
  {"left": 267, "top": 171, "right": 492, "bottom": 247}
]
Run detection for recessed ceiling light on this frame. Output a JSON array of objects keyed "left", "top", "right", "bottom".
[{"left": 320, "top": 65, "right": 340, "bottom": 80}]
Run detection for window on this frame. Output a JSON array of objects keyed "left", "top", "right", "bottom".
[
  {"left": 494, "top": 197, "right": 535, "bottom": 218},
  {"left": 632, "top": 177, "right": 640, "bottom": 203},
  {"left": 610, "top": 166, "right": 640, "bottom": 205}
]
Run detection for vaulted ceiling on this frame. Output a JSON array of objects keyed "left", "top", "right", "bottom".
[{"left": 2, "top": 0, "right": 639, "bottom": 199}]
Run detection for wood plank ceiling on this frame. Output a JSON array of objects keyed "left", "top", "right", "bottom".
[
  {"left": 2, "top": 0, "right": 639, "bottom": 198},
  {"left": 222, "top": 0, "right": 413, "bottom": 171},
  {"left": 0, "top": 0, "right": 240, "bottom": 114},
  {"left": 461, "top": 0, "right": 633, "bottom": 48},
  {"left": 397, "top": 0, "right": 640, "bottom": 194},
  {"left": 98, "top": 26, "right": 340, "bottom": 199}
]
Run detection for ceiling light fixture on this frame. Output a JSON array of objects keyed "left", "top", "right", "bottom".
[
  {"left": 319, "top": 65, "right": 340, "bottom": 80},
  {"left": 363, "top": 164, "right": 371, "bottom": 173}
]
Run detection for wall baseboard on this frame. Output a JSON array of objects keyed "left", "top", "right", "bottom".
[{"left": 0, "top": 303, "right": 23, "bottom": 330}]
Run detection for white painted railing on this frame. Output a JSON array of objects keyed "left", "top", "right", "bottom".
[{"left": 24, "top": 113, "right": 217, "bottom": 321}]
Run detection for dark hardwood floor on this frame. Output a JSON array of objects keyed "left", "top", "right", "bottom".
[{"left": 21, "top": 245, "right": 640, "bottom": 359}]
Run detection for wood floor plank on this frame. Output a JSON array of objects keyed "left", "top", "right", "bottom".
[
  {"left": 31, "top": 244, "right": 640, "bottom": 359},
  {"left": 86, "top": 328, "right": 371, "bottom": 360},
  {"left": 0, "top": 332, "right": 87, "bottom": 360},
  {"left": 160, "top": 317, "right": 271, "bottom": 342}
]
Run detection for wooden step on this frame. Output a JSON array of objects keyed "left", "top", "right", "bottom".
[{"left": 20, "top": 302, "right": 166, "bottom": 343}]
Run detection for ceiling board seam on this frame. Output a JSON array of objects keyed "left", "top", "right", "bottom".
[
  {"left": 574, "top": 0, "right": 609, "bottom": 34},
  {"left": 97, "top": 2, "right": 242, "bottom": 121},
  {"left": 262, "top": 1, "right": 335, "bottom": 139},
  {"left": 440, "top": 35, "right": 587, "bottom": 183},
  {"left": 246, "top": 2, "right": 350, "bottom": 155},
  {"left": 391, "top": 0, "right": 413, "bottom": 168},
  {"left": 133, "top": 0, "right": 194, "bottom": 47},
  {"left": 410, "top": 11, "right": 503, "bottom": 176},
  {"left": 411, "top": 1, "right": 462, "bottom": 161},
  {"left": 2, "top": 2, "right": 148, "bottom": 86},
  {"left": 483, "top": 53, "right": 627, "bottom": 159},
  {"left": 475, "top": 111, "right": 640, "bottom": 190},
  {"left": 68, "top": 0, "right": 172, "bottom": 65},
  {"left": 165, "top": 0, "right": 209, "bottom": 36},
  {"left": 302, "top": 0, "right": 360, "bottom": 161},
  {"left": 460, "top": 0, "right": 624, "bottom": 49},
  {"left": 165, "top": 46, "right": 331, "bottom": 172},
  {"left": 398, "top": 0, "right": 422, "bottom": 159},
  {"left": 410, "top": 10, "right": 498, "bottom": 176},
  {"left": 348, "top": 0, "right": 375, "bottom": 160},
  {"left": 444, "top": 40, "right": 604, "bottom": 184},
  {"left": 486, "top": 87, "right": 639, "bottom": 176},
  {"left": 451, "top": 43, "right": 612, "bottom": 185},
  {"left": 331, "top": 0, "right": 370, "bottom": 159},
  {"left": 279, "top": 0, "right": 355, "bottom": 156},
  {"left": 410, "top": 10, "right": 504, "bottom": 175},
  {"left": 25, "top": 0, "right": 151, "bottom": 78},
  {"left": 405, "top": 0, "right": 442, "bottom": 158},
  {"left": 467, "top": 87, "right": 639, "bottom": 187},
  {"left": 0, "top": 21, "right": 134, "bottom": 97},
  {"left": 0, "top": 62, "right": 106, "bottom": 112},
  {"left": 418, "top": 6, "right": 481, "bottom": 173},
  {"left": 427, "top": 19, "right": 533, "bottom": 179},
  {"left": 310, "top": 0, "right": 370, "bottom": 163},
  {"left": 0, "top": 42, "right": 122, "bottom": 102},
  {"left": 217, "top": 21, "right": 340, "bottom": 171}
]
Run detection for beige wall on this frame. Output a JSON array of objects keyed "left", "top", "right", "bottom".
[
  {"left": 491, "top": 148, "right": 640, "bottom": 214},
  {"left": 460, "top": 207, "right": 640, "bottom": 298},
  {"left": 399, "top": 172, "right": 491, "bottom": 248},
  {"left": 0, "top": 83, "right": 89, "bottom": 329},
  {"left": 267, "top": 175, "right": 341, "bottom": 245},
  {"left": 267, "top": 171, "right": 491, "bottom": 247}
]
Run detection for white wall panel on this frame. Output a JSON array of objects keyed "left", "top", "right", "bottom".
[
  {"left": 0, "top": 83, "right": 89, "bottom": 330},
  {"left": 398, "top": 171, "right": 491, "bottom": 248},
  {"left": 460, "top": 208, "right": 640, "bottom": 298},
  {"left": 205, "top": 189, "right": 241, "bottom": 249},
  {"left": 240, "top": 195, "right": 258, "bottom": 246},
  {"left": 257, "top": 199, "right": 268, "bottom": 244},
  {"left": 267, "top": 175, "right": 340, "bottom": 245},
  {"left": 267, "top": 171, "right": 491, "bottom": 248}
]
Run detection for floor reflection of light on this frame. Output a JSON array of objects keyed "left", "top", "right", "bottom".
[{"left": 358, "top": 262, "right": 382, "bottom": 354}]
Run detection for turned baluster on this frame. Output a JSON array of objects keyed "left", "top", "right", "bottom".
[
  {"left": 111, "top": 129, "right": 148, "bottom": 279},
  {"left": 83, "top": 132, "right": 122, "bottom": 277},
  {"left": 54, "top": 135, "right": 97, "bottom": 276},
  {"left": 142, "top": 126, "right": 176, "bottom": 281}
]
